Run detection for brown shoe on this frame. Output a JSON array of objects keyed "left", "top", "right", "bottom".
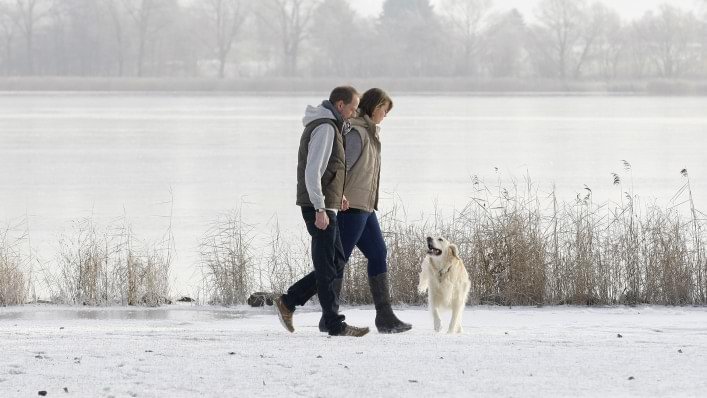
[
  {"left": 335, "top": 324, "right": 370, "bottom": 337},
  {"left": 274, "top": 295, "right": 294, "bottom": 333}
]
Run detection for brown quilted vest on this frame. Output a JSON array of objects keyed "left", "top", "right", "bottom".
[{"left": 296, "top": 119, "right": 346, "bottom": 209}]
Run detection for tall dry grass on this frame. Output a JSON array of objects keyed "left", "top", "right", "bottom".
[
  {"left": 198, "top": 167, "right": 705, "bottom": 307},
  {"left": 199, "top": 210, "right": 254, "bottom": 305},
  {"left": 6, "top": 168, "right": 702, "bottom": 308},
  {"left": 0, "top": 220, "right": 30, "bottom": 306},
  {"left": 199, "top": 209, "right": 313, "bottom": 305},
  {"left": 46, "top": 216, "right": 173, "bottom": 306},
  {"left": 335, "top": 167, "right": 707, "bottom": 306}
]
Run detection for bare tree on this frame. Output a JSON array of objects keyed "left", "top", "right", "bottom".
[
  {"left": 590, "top": 5, "right": 623, "bottom": 79},
  {"left": 0, "top": 2, "right": 16, "bottom": 74},
  {"left": 378, "top": 0, "right": 444, "bottom": 77},
  {"left": 571, "top": 3, "right": 618, "bottom": 78},
  {"left": 439, "top": 0, "right": 493, "bottom": 76},
  {"left": 121, "top": 0, "right": 174, "bottom": 76},
  {"left": 533, "top": 0, "right": 586, "bottom": 79},
  {"left": 309, "top": 0, "right": 368, "bottom": 77},
  {"left": 257, "top": 0, "right": 319, "bottom": 76},
  {"left": 13, "top": 0, "right": 51, "bottom": 74},
  {"left": 484, "top": 9, "right": 527, "bottom": 78},
  {"left": 634, "top": 5, "right": 701, "bottom": 78},
  {"left": 197, "top": 0, "right": 249, "bottom": 79},
  {"left": 100, "top": 0, "right": 128, "bottom": 76}
]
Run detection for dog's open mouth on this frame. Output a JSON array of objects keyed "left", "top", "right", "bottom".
[{"left": 427, "top": 242, "right": 442, "bottom": 256}]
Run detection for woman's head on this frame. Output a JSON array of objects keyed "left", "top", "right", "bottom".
[{"left": 358, "top": 88, "right": 393, "bottom": 125}]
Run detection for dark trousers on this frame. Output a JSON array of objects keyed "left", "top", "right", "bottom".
[
  {"left": 282, "top": 207, "right": 346, "bottom": 334},
  {"left": 337, "top": 209, "right": 388, "bottom": 277}
]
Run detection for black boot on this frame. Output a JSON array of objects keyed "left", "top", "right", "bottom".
[
  {"left": 318, "top": 278, "right": 343, "bottom": 332},
  {"left": 368, "top": 272, "right": 412, "bottom": 334}
]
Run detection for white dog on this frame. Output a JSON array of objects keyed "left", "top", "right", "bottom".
[{"left": 418, "top": 236, "right": 470, "bottom": 333}]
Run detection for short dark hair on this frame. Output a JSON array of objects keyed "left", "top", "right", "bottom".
[
  {"left": 358, "top": 88, "right": 393, "bottom": 118},
  {"left": 329, "top": 86, "right": 359, "bottom": 105}
]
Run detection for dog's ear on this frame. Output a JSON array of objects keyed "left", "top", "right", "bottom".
[{"left": 448, "top": 243, "right": 460, "bottom": 259}]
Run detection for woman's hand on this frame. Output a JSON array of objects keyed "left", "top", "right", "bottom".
[{"left": 341, "top": 195, "right": 350, "bottom": 211}]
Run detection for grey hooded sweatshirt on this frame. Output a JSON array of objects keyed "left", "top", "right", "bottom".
[{"left": 297, "top": 102, "right": 346, "bottom": 210}]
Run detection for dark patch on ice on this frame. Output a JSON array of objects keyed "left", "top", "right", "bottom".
[{"left": 0, "top": 308, "right": 250, "bottom": 321}]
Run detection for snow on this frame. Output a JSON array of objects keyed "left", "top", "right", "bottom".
[{"left": 1, "top": 304, "right": 706, "bottom": 397}]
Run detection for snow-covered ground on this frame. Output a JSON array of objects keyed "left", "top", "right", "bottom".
[{"left": 1, "top": 304, "right": 706, "bottom": 397}]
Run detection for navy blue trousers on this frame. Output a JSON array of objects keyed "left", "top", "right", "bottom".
[
  {"left": 281, "top": 207, "right": 346, "bottom": 334},
  {"left": 336, "top": 209, "right": 388, "bottom": 277}
]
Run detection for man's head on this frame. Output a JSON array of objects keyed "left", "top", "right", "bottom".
[{"left": 329, "top": 86, "right": 360, "bottom": 120}]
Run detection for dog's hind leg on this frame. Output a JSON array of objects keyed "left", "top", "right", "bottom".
[
  {"left": 448, "top": 298, "right": 465, "bottom": 334},
  {"left": 430, "top": 299, "right": 442, "bottom": 332}
]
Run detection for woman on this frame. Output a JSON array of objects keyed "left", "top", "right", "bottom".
[{"left": 324, "top": 88, "right": 411, "bottom": 334}]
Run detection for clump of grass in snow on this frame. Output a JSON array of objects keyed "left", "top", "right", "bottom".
[
  {"left": 199, "top": 209, "right": 256, "bottom": 305},
  {"left": 0, "top": 220, "right": 30, "bottom": 306},
  {"left": 47, "top": 216, "right": 173, "bottom": 306}
]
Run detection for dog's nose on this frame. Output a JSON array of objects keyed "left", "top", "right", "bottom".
[{"left": 426, "top": 236, "right": 432, "bottom": 242}]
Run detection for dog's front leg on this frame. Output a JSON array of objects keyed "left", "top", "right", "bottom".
[{"left": 417, "top": 270, "right": 429, "bottom": 294}]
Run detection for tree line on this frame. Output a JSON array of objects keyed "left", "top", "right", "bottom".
[{"left": 0, "top": 0, "right": 705, "bottom": 80}]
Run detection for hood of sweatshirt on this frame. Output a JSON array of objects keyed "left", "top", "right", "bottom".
[{"left": 302, "top": 101, "right": 339, "bottom": 127}]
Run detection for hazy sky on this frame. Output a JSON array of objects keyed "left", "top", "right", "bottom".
[{"left": 350, "top": 0, "right": 705, "bottom": 21}]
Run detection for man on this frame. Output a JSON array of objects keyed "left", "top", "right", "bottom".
[{"left": 274, "top": 86, "right": 369, "bottom": 337}]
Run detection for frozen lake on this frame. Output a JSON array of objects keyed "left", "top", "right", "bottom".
[
  {"left": 1, "top": 304, "right": 706, "bottom": 397},
  {"left": 1, "top": 92, "right": 706, "bottom": 295}
]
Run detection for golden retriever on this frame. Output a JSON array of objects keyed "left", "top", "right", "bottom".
[{"left": 418, "top": 236, "right": 470, "bottom": 333}]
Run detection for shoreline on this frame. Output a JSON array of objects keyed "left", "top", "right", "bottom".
[{"left": 1, "top": 77, "right": 707, "bottom": 95}]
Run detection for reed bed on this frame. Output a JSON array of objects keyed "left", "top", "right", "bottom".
[
  {"left": 2, "top": 168, "right": 704, "bottom": 307},
  {"left": 339, "top": 167, "right": 706, "bottom": 306},
  {"left": 45, "top": 216, "right": 173, "bottom": 306},
  {"left": 0, "top": 219, "right": 30, "bottom": 306},
  {"left": 198, "top": 209, "right": 313, "bottom": 305}
]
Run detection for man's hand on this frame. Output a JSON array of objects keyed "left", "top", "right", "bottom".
[
  {"left": 341, "top": 195, "right": 350, "bottom": 211},
  {"left": 315, "top": 210, "right": 329, "bottom": 230}
]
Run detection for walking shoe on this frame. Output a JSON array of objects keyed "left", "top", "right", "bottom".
[
  {"left": 335, "top": 324, "right": 370, "bottom": 337},
  {"left": 274, "top": 295, "right": 294, "bottom": 333}
]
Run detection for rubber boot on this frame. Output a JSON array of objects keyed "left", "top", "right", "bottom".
[{"left": 368, "top": 272, "right": 412, "bottom": 333}]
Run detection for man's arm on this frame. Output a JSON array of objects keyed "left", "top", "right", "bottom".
[{"left": 304, "top": 123, "right": 335, "bottom": 210}]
